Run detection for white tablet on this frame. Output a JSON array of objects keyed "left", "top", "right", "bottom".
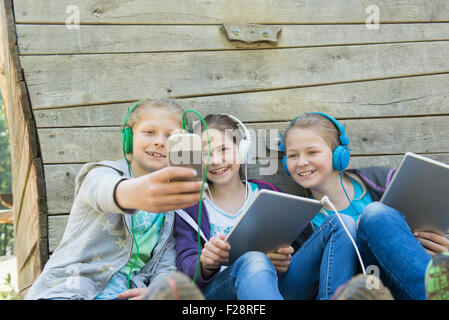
[
  {"left": 380, "top": 152, "right": 449, "bottom": 235},
  {"left": 224, "top": 189, "right": 323, "bottom": 265}
]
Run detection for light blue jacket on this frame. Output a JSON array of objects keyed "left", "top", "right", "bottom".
[{"left": 25, "top": 159, "right": 176, "bottom": 300}]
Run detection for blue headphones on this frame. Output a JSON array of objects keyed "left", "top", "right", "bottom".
[{"left": 279, "top": 112, "right": 350, "bottom": 175}]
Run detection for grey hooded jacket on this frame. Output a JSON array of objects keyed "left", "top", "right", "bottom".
[{"left": 25, "top": 159, "right": 176, "bottom": 300}]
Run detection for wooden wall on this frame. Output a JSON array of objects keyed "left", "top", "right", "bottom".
[
  {"left": 5, "top": 0, "right": 449, "bottom": 295},
  {"left": 0, "top": 0, "right": 47, "bottom": 298}
]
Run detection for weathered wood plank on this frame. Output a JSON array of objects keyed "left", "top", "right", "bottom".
[
  {"left": 39, "top": 127, "right": 122, "bottom": 163},
  {"left": 17, "top": 239, "right": 46, "bottom": 297},
  {"left": 1, "top": 0, "right": 48, "bottom": 294},
  {"left": 34, "top": 73, "right": 449, "bottom": 128},
  {"left": 16, "top": 23, "right": 449, "bottom": 55},
  {"left": 47, "top": 152, "right": 449, "bottom": 250},
  {"left": 21, "top": 41, "right": 449, "bottom": 109},
  {"left": 38, "top": 116, "right": 449, "bottom": 164},
  {"left": 45, "top": 164, "right": 83, "bottom": 215},
  {"left": 14, "top": 159, "right": 47, "bottom": 274},
  {"left": 13, "top": 0, "right": 449, "bottom": 24}
]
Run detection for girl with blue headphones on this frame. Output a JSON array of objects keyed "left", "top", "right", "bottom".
[{"left": 280, "top": 112, "right": 449, "bottom": 300}]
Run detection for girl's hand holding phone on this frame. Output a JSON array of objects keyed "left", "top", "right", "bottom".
[
  {"left": 200, "top": 234, "right": 231, "bottom": 278},
  {"left": 115, "top": 166, "right": 204, "bottom": 213}
]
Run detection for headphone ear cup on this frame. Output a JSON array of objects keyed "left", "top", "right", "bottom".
[
  {"left": 282, "top": 154, "right": 291, "bottom": 176},
  {"left": 122, "top": 127, "right": 133, "bottom": 154},
  {"left": 279, "top": 135, "right": 290, "bottom": 175},
  {"left": 332, "top": 145, "right": 350, "bottom": 171},
  {"left": 238, "top": 139, "right": 251, "bottom": 164}
]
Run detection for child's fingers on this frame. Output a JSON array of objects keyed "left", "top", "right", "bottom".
[
  {"left": 210, "top": 236, "right": 231, "bottom": 252},
  {"left": 155, "top": 192, "right": 202, "bottom": 206},
  {"left": 153, "top": 166, "right": 198, "bottom": 182},
  {"left": 417, "top": 236, "right": 448, "bottom": 254},
  {"left": 154, "top": 180, "right": 205, "bottom": 195},
  {"left": 117, "top": 288, "right": 146, "bottom": 299},
  {"left": 276, "top": 246, "right": 294, "bottom": 255},
  {"left": 267, "top": 252, "right": 291, "bottom": 261},
  {"left": 201, "top": 248, "right": 227, "bottom": 266},
  {"left": 275, "top": 266, "right": 289, "bottom": 274},
  {"left": 205, "top": 239, "right": 230, "bottom": 258},
  {"left": 415, "top": 232, "right": 449, "bottom": 248}
]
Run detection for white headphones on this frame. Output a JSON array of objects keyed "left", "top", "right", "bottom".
[{"left": 220, "top": 114, "right": 253, "bottom": 165}]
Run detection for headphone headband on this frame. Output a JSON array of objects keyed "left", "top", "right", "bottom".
[
  {"left": 218, "top": 113, "right": 253, "bottom": 164},
  {"left": 308, "top": 112, "right": 349, "bottom": 146},
  {"left": 221, "top": 113, "right": 251, "bottom": 143}
]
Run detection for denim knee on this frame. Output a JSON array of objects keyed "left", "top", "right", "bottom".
[
  {"left": 327, "top": 213, "right": 357, "bottom": 238},
  {"left": 233, "top": 251, "right": 276, "bottom": 277},
  {"left": 357, "top": 201, "right": 406, "bottom": 240},
  {"left": 358, "top": 202, "right": 401, "bottom": 229}
]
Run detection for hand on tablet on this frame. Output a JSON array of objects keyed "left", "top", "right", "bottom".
[
  {"left": 414, "top": 231, "right": 449, "bottom": 256},
  {"left": 200, "top": 234, "right": 231, "bottom": 279},
  {"left": 267, "top": 245, "right": 294, "bottom": 275}
]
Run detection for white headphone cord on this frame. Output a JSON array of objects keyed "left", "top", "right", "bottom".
[
  {"left": 244, "top": 163, "right": 249, "bottom": 202},
  {"left": 320, "top": 196, "right": 366, "bottom": 275}
]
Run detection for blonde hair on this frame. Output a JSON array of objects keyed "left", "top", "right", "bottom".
[
  {"left": 127, "top": 98, "right": 184, "bottom": 129},
  {"left": 284, "top": 113, "right": 340, "bottom": 151}
]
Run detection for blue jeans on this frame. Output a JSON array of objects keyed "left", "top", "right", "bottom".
[
  {"left": 357, "top": 202, "right": 431, "bottom": 300},
  {"left": 202, "top": 214, "right": 358, "bottom": 300}
]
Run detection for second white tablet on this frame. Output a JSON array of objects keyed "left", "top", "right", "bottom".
[{"left": 224, "top": 189, "right": 323, "bottom": 265}]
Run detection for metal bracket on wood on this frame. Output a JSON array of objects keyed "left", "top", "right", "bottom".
[{"left": 223, "top": 23, "right": 282, "bottom": 45}]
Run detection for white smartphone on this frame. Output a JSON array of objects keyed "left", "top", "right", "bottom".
[{"left": 167, "top": 133, "right": 203, "bottom": 181}]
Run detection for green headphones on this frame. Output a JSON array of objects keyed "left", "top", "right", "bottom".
[{"left": 121, "top": 98, "right": 149, "bottom": 154}]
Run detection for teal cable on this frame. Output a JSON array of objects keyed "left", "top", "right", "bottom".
[
  {"left": 123, "top": 150, "right": 140, "bottom": 290},
  {"left": 127, "top": 216, "right": 140, "bottom": 290},
  {"left": 181, "top": 109, "right": 210, "bottom": 284}
]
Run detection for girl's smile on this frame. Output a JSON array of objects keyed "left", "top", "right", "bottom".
[
  {"left": 145, "top": 150, "right": 166, "bottom": 159},
  {"left": 297, "top": 169, "right": 318, "bottom": 177},
  {"left": 209, "top": 165, "right": 231, "bottom": 176},
  {"left": 202, "top": 128, "right": 241, "bottom": 187}
]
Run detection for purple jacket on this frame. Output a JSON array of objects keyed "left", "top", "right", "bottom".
[{"left": 174, "top": 180, "right": 280, "bottom": 288}]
